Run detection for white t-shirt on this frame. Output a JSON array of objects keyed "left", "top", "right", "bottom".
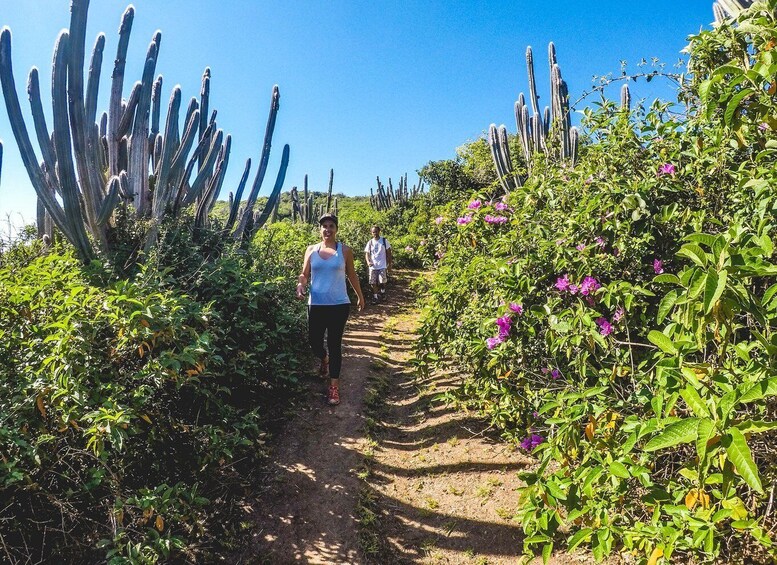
[{"left": 364, "top": 237, "right": 391, "bottom": 270}]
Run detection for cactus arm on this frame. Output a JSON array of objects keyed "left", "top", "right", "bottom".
[
  {"left": 253, "top": 144, "right": 289, "bottom": 230},
  {"left": 172, "top": 123, "right": 212, "bottom": 210},
  {"left": 26, "top": 68, "right": 58, "bottom": 184},
  {"left": 182, "top": 128, "right": 222, "bottom": 206},
  {"left": 152, "top": 85, "right": 181, "bottom": 219},
  {"left": 97, "top": 175, "right": 121, "bottom": 225},
  {"left": 169, "top": 107, "right": 200, "bottom": 181},
  {"left": 225, "top": 158, "right": 250, "bottom": 231},
  {"left": 108, "top": 5, "right": 134, "bottom": 176},
  {"left": 327, "top": 168, "right": 333, "bottom": 212},
  {"left": 150, "top": 75, "right": 162, "bottom": 140},
  {"left": 206, "top": 134, "right": 231, "bottom": 212},
  {"left": 497, "top": 124, "right": 519, "bottom": 190},
  {"left": 526, "top": 47, "right": 539, "bottom": 116},
  {"left": 570, "top": 127, "right": 579, "bottom": 166},
  {"left": 52, "top": 31, "right": 94, "bottom": 260},
  {"left": 233, "top": 85, "right": 280, "bottom": 239},
  {"left": 303, "top": 173, "right": 309, "bottom": 222},
  {"left": 0, "top": 27, "right": 74, "bottom": 241},
  {"left": 621, "top": 84, "right": 631, "bottom": 111},
  {"left": 85, "top": 33, "right": 105, "bottom": 125},
  {"left": 128, "top": 42, "right": 159, "bottom": 215},
  {"left": 198, "top": 68, "right": 210, "bottom": 171},
  {"left": 488, "top": 124, "right": 510, "bottom": 193},
  {"left": 118, "top": 81, "right": 141, "bottom": 139}
]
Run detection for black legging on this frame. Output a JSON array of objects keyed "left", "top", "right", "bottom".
[{"left": 308, "top": 304, "right": 351, "bottom": 379}]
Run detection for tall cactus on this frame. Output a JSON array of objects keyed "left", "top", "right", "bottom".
[
  {"left": 326, "top": 168, "right": 334, "bottom": 213},
  {"left": 490, "top": 43, "right": 579, "bottom": 193},
  {"left": 0, "top": 1, "right": 288, "bottom": 261}
]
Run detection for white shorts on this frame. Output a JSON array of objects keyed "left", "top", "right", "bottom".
[{"left": 369, "top": 267, "right": 387, "bottom": 285}]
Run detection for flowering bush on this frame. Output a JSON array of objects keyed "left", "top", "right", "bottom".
[{"left": 413, "top": 5, "right": 777, "bottom": 562}]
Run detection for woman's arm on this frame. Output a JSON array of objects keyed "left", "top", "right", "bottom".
[
  {"left": 296, "top": 245, "right": 314, "bottom": 299},
  {"left": 343, "top": 245, "right": 365, "bottom": 311}
]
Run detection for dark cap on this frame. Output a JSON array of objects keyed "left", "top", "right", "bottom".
[{"left": 318, "top": 213, "right": 338, "bottom": 227}]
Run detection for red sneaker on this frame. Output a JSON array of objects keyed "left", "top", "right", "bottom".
[{"left": 327, "top": 385, "right": 340, "bottom": 406}]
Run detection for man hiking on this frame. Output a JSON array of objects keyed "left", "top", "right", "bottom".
[{"left": 364, "top": 225, "right": 392, "bottom": 304}]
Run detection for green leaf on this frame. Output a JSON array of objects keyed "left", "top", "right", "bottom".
[
  {"left": 657, "top": 290, "right": 679, "bottom": 324},
  {"left": 735, "top": 420, "right": 777, "bottom": 434},
  {"left": 684, "top": 233, "right": 718, "bottom": 248},
  {"left": 676, "top": 243, "right": 708, "bottom": 268},
  {"left": 567, "top": 528, "right": 593, "bottom": 551},
  {"left": 542, "top": 541, "right": 553, "bottom": 564},
  {"left": 738, "top": 377, "right": 777, "bottom": 405},
  {"left": 681, "top": 386, "right": 710, "bottom": 418},
  {"left": 644, "top": 418, "right": 700, "bottom": 451},
  {"left": 703, "top": 268, "right": 727, "bottom": 315},
  {"left": 695, "top": 418, "right": 716, "bottom": 464},
  {"left": 648, "top": 330, "right": 678, "bottom": 355},
  {"left": 723, "top": 428, "right": 763, "bottom": 493},
  {"left": 609, "top": 461, "right": 630, "bottom": 479},
  {"left": 762, "top": 283, "right": 777, "bottom": 307},
  {"left": 653, "top": 274, "right": 681, "bottom": 285},
  {"left": 544, "top": 480, "right": 567, "bottom": 501},
  {"left": 724, "top": 88, "right": 755, "bottom": 126}
]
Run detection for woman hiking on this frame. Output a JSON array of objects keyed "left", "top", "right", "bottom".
[{"left": 296, "top": 213, "right": 365, "bottom": 406}]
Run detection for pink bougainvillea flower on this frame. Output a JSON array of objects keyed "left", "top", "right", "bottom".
[
  {"left": 595, "top": 236, "right": 607, "bottom": 249},
  {"left": 576, "top": 243, "right": 586, "bottom": 251},
  {"left": 596, "top": 317, "right": 613, "bottom": 336},
  {"left": 494, "top": 202, "right": 510, "bottom": 212},
  {"left": 434, "top": 216, "right": 444, "bottom": 225},
  {"left": 467, "top": 199, "right": 482, "bottom": 210},
  {"left": 520, "top": 433, "right": 545, "bottom": 451},
  {"left": 419, "top": 239, "right": 427, "bottom": 246},
  {"left": 508, "top": 302, "right": 523, "bottom": 315},
  {"left": 551, "top": 369, "right": 561, "bottom": 380},
  {"left": 613, "top": 306, "right": 625, "bottom": 323},
  {"left": 457, "top": 214, "right": 473, "bottom": 225},
  {"left": 404, "top": 245, "right": 414, "bottom": 252},
  {"left": 658, "top": 163, "right": 676, "bottom": 176},
  {"left": 585, "top": 175, "right": 594, "bottom": 185},
  {"left": 435, "top": 251, "right": 444, "bottom": 259},
  {"left": 555, "top": 274, "right": 570, "bottom": 291},
  {"left": 541, "top": 367, "right": 550, "bottom": 374},
  {"left": 759, "top": 122, "right": 769, "bottom": 131},
  {"left": 532, "top": 410, "right": 540, "bottom": 419},
  {"left": 484, "top": 214, "right": 508, "bottom": 224},
  {"left": 495, "top": 315, "right": 512, "bottom": 338},
  {"left": 569, "top": 284, "right": 579, "bottom": 295},
  {"left": 653, "top": 259, "right": 664, "bottom": 274},
  {"left": 579, "top": 276, "right": 601, "bottom": 296},
  {"left": 486, "top": 336, "right": 504, "bottom": 350}
]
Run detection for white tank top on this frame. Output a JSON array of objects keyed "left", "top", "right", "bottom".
[{"left": 309, "top": 242, "right": 350, "bottom": 305}]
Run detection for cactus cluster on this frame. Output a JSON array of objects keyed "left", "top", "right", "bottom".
[
  {"left": 713, "top": 0, "right": 755, "bottom": 22},
  {"left": 370, "top": 173, "right": 424, "bottom": 211},
  {"left": 488, "top": 43, "right": 579, "bottom": 193},
  {"left": 0, "top": 1, "right": 288, "bottom": 262},
  {"left": 289, "top": 169, "right": 339, "bottom": 224}
]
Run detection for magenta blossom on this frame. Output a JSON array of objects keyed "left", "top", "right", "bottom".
[
  {"left": 484, "top": 214, "right": 508, "bottom": 224},
  {"left": 467, "top": 199, "right": 482, "bottom": 210},
  {"left": 419, "top": 239, "right": 427, "bottom": 246},
  {"left": 596, "top": 317, "right": 613, "bottom": 336},
  {"left": 576, "top": 243, "right": 586, "bottom": 251},
  {"left": 541, "top": 367, "right": 550, "bottom": 374},
  {"left": 508, "top": 302, "right": 523, "bottom": 315},
  {"left": 495, "top": 315, "right": 512, "bottom": 338},
  {"left": 613, "top": 307, "right": 625, "bottom": 323},
  {"left": 595, "top": 236, "right": 607, "bottom": 249},
  {"left": 486, "top": 336, "right": 504, "bottom": 350},
  {"left": 404, "top": 245, "right": 414, "bottom": 252},
  {"left": 494, "top": 202, "right": 510, "bottom": 212},
  {"left": 658, "top": 163, "right": 676, "bottom": 176},
  {"left": 585, "top": 175, "right": 594, "bottom": 185},
  {"left": 653, "top": 259, "right": 664, "bottom": 274},
  {"left": 759, "top": 122, "right": 769, "bottom": 131},
  {"left": 457, "top": 214, "right": 473, "bottom": 225},
  {"left": 520, "top": 433, "right": 544, "bottom": 451},
  {"left": 532, "top": 410, "right": 540, "bottom": 419},
  {"left": 579, "top": 276, "right": 601, "bottom": 297},
  {"left": 555, "top": 274, "right": 570, "bottom": 291},
  {"left": 569, "top": 284, "right": 579, "bottom": 295},
  {"left": 551, "top": 368, "right": 561, "bottom": 380},
  {"left": 434, "top": 216, "right": 444, "bottom": 225}
]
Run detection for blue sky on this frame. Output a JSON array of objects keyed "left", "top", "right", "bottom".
[{"left": 0, "top": 1, "right": 714, "bottom": 229}]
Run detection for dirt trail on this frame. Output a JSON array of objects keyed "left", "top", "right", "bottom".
[{"left": 240, "top": 271, "right": 574, "bottom": 564}]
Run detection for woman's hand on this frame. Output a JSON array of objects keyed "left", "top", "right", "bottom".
[
  {"left": 296, "top": 282, "right": 306, "bottom": 300},
  {"left": 357, "top": 295, "right": 365, "bottom": 311}
]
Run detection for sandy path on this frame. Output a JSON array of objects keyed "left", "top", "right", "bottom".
[{"left": 240, "top": 281, "right": 399, "bottom": 564}]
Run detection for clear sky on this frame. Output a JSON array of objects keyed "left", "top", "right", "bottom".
[{"left": 0, "top": 1, "right": 714, "bottom": 231}]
